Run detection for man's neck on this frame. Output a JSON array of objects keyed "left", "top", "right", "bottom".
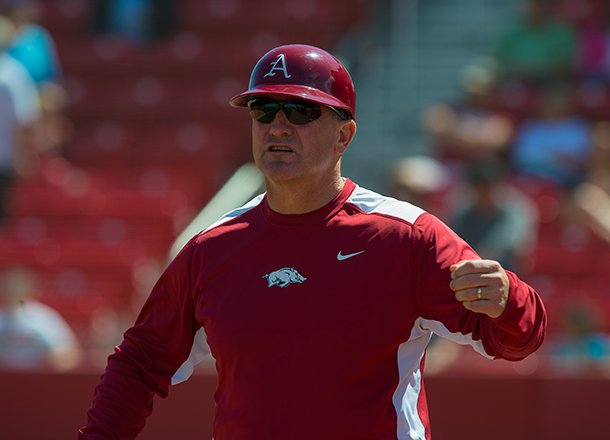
[{"left": 265, "top": 175, "right": 346, "bottom": 215}]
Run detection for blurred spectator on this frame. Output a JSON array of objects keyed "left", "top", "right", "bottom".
[
  {"left": 491, "top": 0, "right": 577, "bottom": 85},
  {"left": 549, "top": 299, "right": 610, "bottom": 375},
  {"left": 36, "top": 80, "right": 72, "bottom": 158},
  {"left": 0, "top": 14, "right": 41, "bottom": 221},
  {"left": 423, "top": 58, "right": 514, "bottom": 166},
  {"left": 91, "top": 0, "right": 177, "bottom": 44},
  {"left": 0, "top": 266, "right": 83, "bottom": 371},
  {"left": 387, "top": 155, "right": 451, "bottom": 218},
  {"left": 573, "top": 121, "right": 610, "bottom": 244},
  {"left": 0, "top": 0, "right": 61, "bottom": 87},
  {"left": 511, "top": 85, "right": 593, "bottom": 188},
  {"left": 0, "top": 82, "right": 14, "bottom": 221},
  {"left": 574, "top": 181, "right": 610, "bottom": 245},
  {"left": 0, "top": 0, "right": 71, "bottom": 161},
  {"left": 449, "top": 156, "right": 537, "bottom": 272},
  {"left": 577, "top": 4, "right": 610, "bottom": 81}
]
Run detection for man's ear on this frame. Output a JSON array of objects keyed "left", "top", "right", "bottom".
[{"left": 336, "top": 120, "right": 357, "bottom": 157}]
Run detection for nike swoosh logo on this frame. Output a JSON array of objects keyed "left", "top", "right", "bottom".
[{"left": 337, "top": 250, "right": 365, "bottom": 261}]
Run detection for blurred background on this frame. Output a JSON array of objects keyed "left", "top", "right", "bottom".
[{"left": 0, "top": 0, "right": 609, "bottom": 438}]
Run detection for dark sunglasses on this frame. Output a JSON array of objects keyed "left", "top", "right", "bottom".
[{"left": 247, "top": 98, "right": 348, "bottom": 125}]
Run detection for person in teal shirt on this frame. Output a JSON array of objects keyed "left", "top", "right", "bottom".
[{"left": 1, "top": 0, "right": 62, "bottom": 86}]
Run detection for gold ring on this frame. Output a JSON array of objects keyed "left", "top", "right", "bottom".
[{"left": 476, "top": 287, "right": 482, "bottom": 300}]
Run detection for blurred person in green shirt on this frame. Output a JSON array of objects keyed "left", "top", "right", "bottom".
[{"left": 492, "top": 0, "right": 577, "bottom": 85}]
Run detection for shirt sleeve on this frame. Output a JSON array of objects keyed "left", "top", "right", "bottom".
[
  {"left": 411, "top": 212, "right": 546, "bottom": 361},
  {"left": 78, "top": 239, "right": 202, "bottom": 439}
]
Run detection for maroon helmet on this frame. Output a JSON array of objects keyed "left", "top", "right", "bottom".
[{"left": 230, "top": 44, "right": 356, "bottom": 119}]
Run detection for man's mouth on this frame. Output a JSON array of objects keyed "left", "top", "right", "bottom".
[{"left": 268, "top": 146, "right": 293, "bottom": 152}]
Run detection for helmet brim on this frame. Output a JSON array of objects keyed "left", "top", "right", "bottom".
[{"left": 229, "top": 84, "right": 352, "bottom": 116}]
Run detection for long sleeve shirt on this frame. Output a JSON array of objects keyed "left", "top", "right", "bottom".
[{"left": 79, "top": 179, "right": 546, "bottom": 439}]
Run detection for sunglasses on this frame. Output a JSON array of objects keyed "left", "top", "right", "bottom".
[{"left": 247, "top": 98, "right": 348, "bottom": 125}]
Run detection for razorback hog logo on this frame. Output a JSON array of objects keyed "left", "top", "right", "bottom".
[{"left": 262, "top": 267, "right": 307, "bottom": 288}]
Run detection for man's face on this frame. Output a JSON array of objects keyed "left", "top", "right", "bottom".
[{"left": 250, "top": 95, "right": 353, "bottom": 185}]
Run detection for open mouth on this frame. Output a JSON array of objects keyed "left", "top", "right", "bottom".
[{"left": 268, "top": 146, "right": 293, "bottom": 152}]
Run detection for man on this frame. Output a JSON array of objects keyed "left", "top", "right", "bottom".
[
  {"left": 0, "top": 14, "right": 41, "bottom": 221},
  {"left": 449, "top": 156, "right": 537, "bottom": 272},
  {"left": 492, "top": 0, "right": 576, "bottom": 84},
  {"left": 79, "top": 44, "right": 546, "bottom": 439},
  {"left": 0, "top": 266, "right": 83, "bottom": 371}
]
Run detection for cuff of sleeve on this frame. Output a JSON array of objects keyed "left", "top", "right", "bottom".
[{"left": 483, "top": 270, "right": 543, "bottom": 360}]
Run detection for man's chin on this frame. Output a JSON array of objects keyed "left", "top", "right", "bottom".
[{"left": 258, "top": 162, "right": 301, "bottom": 181}]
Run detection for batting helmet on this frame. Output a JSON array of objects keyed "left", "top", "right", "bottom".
[{"left": 229, "top": 44, "right": 356, "bottom": 119}]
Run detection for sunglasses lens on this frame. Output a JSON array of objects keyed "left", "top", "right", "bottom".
[
  {"left": 248, "top": 99, "right": 323, "bottom": 124},
  {"left": 283, "top": 102, "right": 322, "bottom": 125},
  {"left": 248, "top": 100, "right": 279, "bottom": 123}
]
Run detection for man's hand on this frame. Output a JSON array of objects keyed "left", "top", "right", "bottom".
[{"left": 450, "top": 259, "right": 510, "bottom": 318}]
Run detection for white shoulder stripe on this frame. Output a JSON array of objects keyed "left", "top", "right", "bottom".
[
  {"left": 417, "top": 317, "right": 491, "bottom": 359},
  {"left": 171, "top": 328, "right": 210, "bottom": 385},
  {"left": 203, "top": 193, "right": 265, "bottom": 233},
  {"left": 347, "top": 185, "right": 425, "bottom": 224}
]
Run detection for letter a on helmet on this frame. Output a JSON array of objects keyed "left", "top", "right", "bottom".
[
  {"left": 230, "top": 44, "right": 356, "bottom": 119},
  {"left": 263, "top": 54, "right": 292, "bottom": 79}
]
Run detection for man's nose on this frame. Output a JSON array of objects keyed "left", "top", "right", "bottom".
[{"left": 268, "top": 108, "right": 293, "bottom": 133}]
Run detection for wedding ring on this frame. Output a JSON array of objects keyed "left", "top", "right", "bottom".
[{"left": 476, "top": 287, "right": 483, "bottom": 300}]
